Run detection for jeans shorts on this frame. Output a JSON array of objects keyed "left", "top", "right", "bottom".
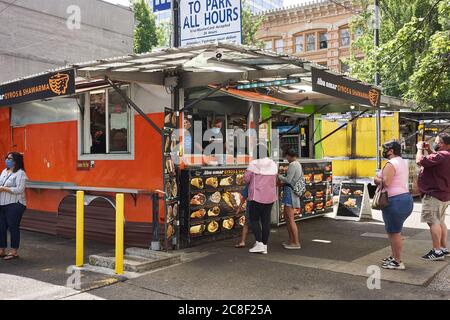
[
  {"left": 281, "top": 185, "right": 301, "bottom": 209},
  {"left": 382, "top": 193, "right": 413, "bottom": 233}
]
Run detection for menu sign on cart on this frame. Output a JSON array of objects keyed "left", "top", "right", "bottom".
[
  {"left": 163, "top": 108, "right": 180, "bottom": 249},
  {"left": 181, "top": 167, "right": 247, "bottom": 246},
  {"left": 336, "top": 182, "right": 372, "bottom": 220}
]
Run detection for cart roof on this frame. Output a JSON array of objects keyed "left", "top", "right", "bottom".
[{"left": 0, "top": 42, "right": 413, "bottom": 111}]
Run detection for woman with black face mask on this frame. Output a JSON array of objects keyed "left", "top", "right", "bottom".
[
  {"left": 0, "top": 152, "right": 28, "bottom": 260},
  {"left": 374, "top": 141, "right": 413, "bottom": 270}
]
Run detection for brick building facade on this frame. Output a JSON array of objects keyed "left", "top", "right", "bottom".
[{"left": 256, "top": 0, "right": 360, "bottom": 73}]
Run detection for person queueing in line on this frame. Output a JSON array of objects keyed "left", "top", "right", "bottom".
[
  {"left": 244, "top": 145, "right": 278, "bottom": 255},
  {"left": 0, "top": 152, "right": 28, "bottom": 260},
  {"left": 278, "top": 148, "right": 303, "bottom": 249},
  {"left": 416, "top": 133, "right": 450, "bottom": 260},
  {"left": 234, "top": 185, "right": 251, "bottom": 248},
  {"left": 374, "top": 141, "right": 413, "bottom": 270}
]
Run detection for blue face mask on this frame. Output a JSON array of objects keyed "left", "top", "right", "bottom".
[{"left": 5, "top": 159, "right": 14, "bottom": 169}]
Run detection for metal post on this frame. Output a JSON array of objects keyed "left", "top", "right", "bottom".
[
  {"left": 151, "top": 193, "right": 161, "bottom": 251},
  {"left": 115, "top": 194, "right": 124, "bottom": 275},
  {"left": 76, "top": 191, "right": 84, "bottom": 267},
  {"left": 374, "top": 0, "right": 381, "bottom": 170},
  {"left": 173, "top": 0, "right": 180, "bottom": 48}
]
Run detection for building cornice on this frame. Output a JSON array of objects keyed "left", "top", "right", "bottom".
[{"left": 257, "top": 0, "right": 357, "bottom": 27}]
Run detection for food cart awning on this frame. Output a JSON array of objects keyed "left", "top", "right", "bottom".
[{"left": 0, "top": 42, "right": 415, "bottom": 111}]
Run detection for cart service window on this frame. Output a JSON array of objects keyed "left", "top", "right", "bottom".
[{"left": 79, "top": 86, "right": 134, "bottom": 160}]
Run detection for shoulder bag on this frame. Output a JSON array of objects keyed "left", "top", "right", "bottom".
[
  {"left": 372, "top": 168, "right": 389, "bottom": 210},
  {"left": 290, "top": 162, "right": 306, "bottom": 197}
]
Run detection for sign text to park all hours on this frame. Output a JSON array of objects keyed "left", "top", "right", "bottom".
[
  {"left": 180, "top": 0, "right": 242, "bottom": 47},
  {"left": 184, "top": 0, "right": 239, "bottom": 28}
]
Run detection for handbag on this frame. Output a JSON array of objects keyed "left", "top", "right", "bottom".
[
  {"left": 290, "top": 163, "right": 306, "bottom": 197},
  {"left": 372, "top": 175, "right": 389, "bottom": 210}
]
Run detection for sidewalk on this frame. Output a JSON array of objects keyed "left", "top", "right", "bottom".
[{"left": 0, "top": 201, "right": 449, "bottom": 300}]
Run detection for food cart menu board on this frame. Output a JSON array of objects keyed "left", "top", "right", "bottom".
[
  {"left": 180, "top": 167, "right": 247, "bottom": 245},
  {"left": 277, "top": 161, "right": 333, "bottom": 225},
  {"left": 163, "top": 108, "right": 180, "bottom": 248},
  {"left": 336, "top": 183, "right": 365, "bottom": 218}
]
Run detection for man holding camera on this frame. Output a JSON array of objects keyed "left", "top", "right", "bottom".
[{"left": 416, "top": 133, "right": 450, "bottom": 260}]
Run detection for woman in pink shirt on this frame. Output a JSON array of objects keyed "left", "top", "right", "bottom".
[
  {"left": 244, "top": 154, "right": 278, "bottom": 255},
  {"left": 374, "top": 140, "right": 413, "bottom": 270}
]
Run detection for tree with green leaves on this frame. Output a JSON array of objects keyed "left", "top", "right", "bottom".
[
  {"left": 131, "top": 0, "right": 159, "bottom": 53},
  {"left": 241, "top": 0, "right": 265, "bottom": 47},
  {"left": 347, "top": 0, "right": 450, "bottom": 111}
]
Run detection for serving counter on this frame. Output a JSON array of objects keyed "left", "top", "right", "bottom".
[{"left": 178, "top": 160, "right": 334, "bottom": 247}]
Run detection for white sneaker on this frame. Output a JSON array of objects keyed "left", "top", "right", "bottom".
[{"left": 249, "top": 242, "right": 267, "bottom": 254}]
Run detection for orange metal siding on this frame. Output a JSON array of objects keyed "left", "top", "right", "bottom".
[{"left": 1, "top": 112, "right": 165, "bottom": 223}]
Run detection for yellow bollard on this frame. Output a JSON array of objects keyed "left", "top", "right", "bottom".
[
  {"left": 76, "top": 191, "right": 84, "bottom": 267},
  {"left": 115, "top": 194, "right": 125, "bottom": 275}
]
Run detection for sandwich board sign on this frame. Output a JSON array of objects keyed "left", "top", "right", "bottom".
[
  {"left": 335, "top": 182, "right": 372, "bottom": 221},
  {"left": 180, "top": 0, "right": 242, "bottom": 47}
]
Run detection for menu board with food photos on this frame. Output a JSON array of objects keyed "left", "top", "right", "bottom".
[
  {"left": 275, "top": 161, "right": 333, "bottom": 226},
  {"left": 180, "top": 166, "right": 247, "bottom": 246},
  {"left": 163, "top": 108, "right": 180, "bottom": 248},
  {"left": 336, "top": 182, "right": 372, "bottom": 220}
]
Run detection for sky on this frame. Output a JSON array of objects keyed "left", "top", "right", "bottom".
[{"left": 103, "top": 0, "right": 311, "bottom": 8}]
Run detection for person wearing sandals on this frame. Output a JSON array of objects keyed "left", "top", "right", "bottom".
[
  {"left": 278, "top": 148, "right": 302, "bottom": 250},
  {"left": 234, "top": 185, "right": 250, "bottom": 248},
  {"left": 0, "top": 152, "right": 28, "bottom": 261},
  {"left": 374, "top": 141, "right": 413, "bottom": 270}
]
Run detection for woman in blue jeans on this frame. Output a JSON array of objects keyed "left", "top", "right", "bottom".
[
  {"left": 0, "top": 152, "right": 28, "bottom": 260},
  {"left": 374, "top": 141, "right": 413, "bottom": 270}
]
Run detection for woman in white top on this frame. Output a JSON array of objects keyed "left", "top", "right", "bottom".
[{"left": 0, "top": 152, "right": 28, "bottom": 260}]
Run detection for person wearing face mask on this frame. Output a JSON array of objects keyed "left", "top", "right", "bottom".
[
  {"left": 416, "top": 133, "right": 450, "bottom": 261},
  {"left": 374, "top": 141, "right": 413, "bottom": 270},
  {"left": 208, "top": 118, "right": 225, "bottom": 164},
  {"left": 0, "top": 152, "right": 28, "bottom": 260}
]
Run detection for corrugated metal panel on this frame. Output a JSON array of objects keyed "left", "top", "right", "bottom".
[{"left": 21, "top": 210, "right": 57, "bottom": 235}]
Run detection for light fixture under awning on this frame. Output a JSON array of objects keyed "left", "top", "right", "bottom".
[{"left": 210, "top": 86, "right": 303, "bottom": 110}]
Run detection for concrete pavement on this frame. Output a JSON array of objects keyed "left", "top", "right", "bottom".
[{"left": 0, "top": 201, "right": 449, "bottom": 300}]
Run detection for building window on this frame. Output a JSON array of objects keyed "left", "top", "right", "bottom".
[
  {"left": 295, "top": 35, "right": 304, "bottom": 53},
  {"left": 80, "top": 86, "right": 133, "bottom": 159},
  {"left": 340, "top": 27, "right": 350, "bottom": 47},
  {"left": 306, "top": 33, "right": 316, "bottom": 52},
  {"left": 275, "top": 39, "right": 283, "bottom": 53},
  {"left": 264, "top": 40, "right": 272, "bottom": 51},
  {"left": 319, "top": 32, "right": 328, "bottom": 49}
]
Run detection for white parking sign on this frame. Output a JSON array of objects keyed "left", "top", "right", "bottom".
[{"left": 180, "top": 0, "right": 242, "bottom": 47}]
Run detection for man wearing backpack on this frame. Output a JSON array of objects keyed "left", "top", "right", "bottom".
[{"left": 278, "top": 148, "right": 304, "bottom": 249}]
